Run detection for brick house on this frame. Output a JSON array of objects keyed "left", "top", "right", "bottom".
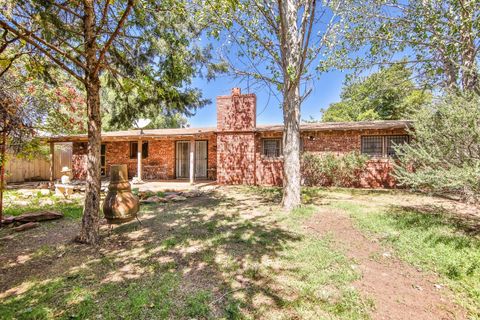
[{"left": 48, "top": 88, "right": 412, "bottom": 188}]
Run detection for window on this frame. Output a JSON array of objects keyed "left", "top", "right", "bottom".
[
  {"left": 262, "top": 139, "right": 282, "bottom": 157},
  {"left": 100, "top": 144, "right": 106, "bottom": 176},
  {"left": 361, "top": 136, "right": 383, "bottom": 157},
  {"left": 361, "top": 135, "right": 409, "bottom": 157},
  {"left": 386, "top": 135, "right": 409, "bottom": 157},
  {"left": 130, "top": 141, "right": 148, "bottom": 159}
]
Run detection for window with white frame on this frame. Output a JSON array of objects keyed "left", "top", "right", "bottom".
[
  {"left": 361, "top": 135, "right": 409, "bottom": 157},
  {"left": 262, "top": 139, "right": 282, "bottom": 157}
]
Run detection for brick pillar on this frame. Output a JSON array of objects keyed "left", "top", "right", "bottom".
[{"left": 216, "top": 88, "right": 257, "bottom": 185}]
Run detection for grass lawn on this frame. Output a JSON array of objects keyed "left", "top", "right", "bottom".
[
  {"left": 331, "top": 196, "right": 480, "bottom": 317},
  {"left": 2, "top": 189, "right": 83, "bottom": 219},
  {"left": 0, "top": 187, "right": 371, "bottom": 320},
  {"left": 0, "top": 186, "right": 478, "bottom": 319}
]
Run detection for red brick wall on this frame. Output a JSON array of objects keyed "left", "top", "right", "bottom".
[
  {"left": 302, "top": 128, "right": 407, "bottom": 154},
  {"left": 255, "top": 132, "right": 284, "bottom": 186},
  {"left": 302, "top": 128, "right": 407, "bottom": 188},
  {"left": 205, "top": 135, "right": 217, "bottom": 180},
  {"left": 71, "top": 134, "right": 217, "bottom": 181},
  {"left": 104, "top": 140, "right": 176, "bottom": 179},
  {"left": 216, "top": 89, "right": 258, "bottom": 184},
  {"left": 217, "top": 88, "right": 256, "bottom": 131},
  {"left": 249, "top": 128, "right": 409, "bottom": 187},
  {"left": 72, "top": 127, "right": 407, "bottom": 188},
  {"left": 72, "top": 142, "right": 87, "bottom": 180},
  {"left": 217, "top": 133, "right": 256, "bottom": 184}
]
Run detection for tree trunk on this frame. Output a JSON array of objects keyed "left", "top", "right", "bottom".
[
  {"left": 0, "top": 122, "right": 6, "bottom": 226},
  {"left": 77, "top": 0, "right": 101, "bottom": 244},
  {"left": 281, "top": 85, "right": 301, "bottom": 211},
  {"left": 280, "top": 0, "right": 302, "bottom": 211},
  {"left": 77, "top": 77, "right": 102, "bottom": 244}
]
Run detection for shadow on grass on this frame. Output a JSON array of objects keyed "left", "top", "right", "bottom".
[
  {"left": 388, "top": 204, "right": 480, "bottom": 237},
  {"left": 0, "top": 190, "right": 304, "bottom": 319},
  {"left": 370, "top": 204, "right": 480, "bottom": 316},
  {"left": 240, "top": 186, "right": 330, "bottom": 206}
]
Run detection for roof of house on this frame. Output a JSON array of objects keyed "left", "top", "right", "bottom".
[
  {"left": 256, "top": 120, "right": 413, "bottom": 132},
  {"left": 47, "top": 120, "right": 412, "bottom": 142}
]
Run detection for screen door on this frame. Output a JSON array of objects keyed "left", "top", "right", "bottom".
[
  {"left": 175, "top": 141, "right": 190, "bottom": 178},
  {"left": 195, "top": 141, "right": 207, "bottom": 178}
]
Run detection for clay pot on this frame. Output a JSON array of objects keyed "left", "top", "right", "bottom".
[{"left": 103, "top": 164, "right": 139, "bottom": 224}]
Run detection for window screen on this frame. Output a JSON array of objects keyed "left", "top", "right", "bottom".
[
  {"left": 263, "top": 139, "right": 282, "bottom": 157},
  {"left": 386, "top": 135, "right": 409, "bottom": 157},
  {"left": 361, "top": 136, "right": 383, "bottom": 156}
]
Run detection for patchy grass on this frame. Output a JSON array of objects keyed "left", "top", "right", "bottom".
[
  {"left": 325, "top": 192, "right": 480, "bottom": 318},
  {"left": 7, "top": 185, "right": 477, "bottom": 318},
  {"left": 0, "top": 271, "right": 180, "bottom": 319},
  {"left": 0, "top": 188, "right": 372, "bottom": 319},
  {"left": 2, "top": 189, "right": 83, "bottom": 219}
]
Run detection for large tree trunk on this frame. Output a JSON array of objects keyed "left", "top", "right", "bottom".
[
  {"left": 280, "top": 0, "right": 302, "bottom": 211},
  {"left": 282, "top": 85, "right": 301, "bottom": 211},
  {"left": 77, "top": 0, "right": 101, "bottom": 244},
  {"left": 78, "top": 77, "right": 102, "bottom": 244}
]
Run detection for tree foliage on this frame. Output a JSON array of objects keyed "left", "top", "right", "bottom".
[
  {"left": 204, "top": 0, "right": 350, "bottom": 210},
  {"left": 394, "top": 93, "right": 480, "bottom": 202},
  {"left": 101, "top": 81, "right": 191, "bottom": 131},
  {"left": 322, "top": 64, "right": 431, "bottom": 122},
  {"left": 0, "top": 75, "right": 47, "bottom": 223},
  {"left": 0, "top": 0, "right": 217, "bottom": 243},
  {"left": 338, "top": 0, "right": 480, "bottom": 93}
]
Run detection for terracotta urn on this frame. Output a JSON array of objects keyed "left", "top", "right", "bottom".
[{"left": 103, "top": 164, "right": 139, "bottom": 224}]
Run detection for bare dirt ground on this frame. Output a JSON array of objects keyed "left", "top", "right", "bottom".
[{"left": 305, "top": 206, "right": 466, "bottom": 320}]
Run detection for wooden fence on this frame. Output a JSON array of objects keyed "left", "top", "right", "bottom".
[{"left": 5, "top": 143, "right": 72, "bottom": 183}]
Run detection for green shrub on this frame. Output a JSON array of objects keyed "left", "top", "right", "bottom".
[
  {"left": 301, "top": 151, "right": 368, "bottom": 187},
  {"left": 394, "top": 93, "right": 480, "bottom": 203}
]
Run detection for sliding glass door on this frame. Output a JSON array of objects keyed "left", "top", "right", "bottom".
[{"left": 175, "top": 141, "right": 190, "bottom": 178}]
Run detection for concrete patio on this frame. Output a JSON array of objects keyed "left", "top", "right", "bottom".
[
  {"left": 130, "top": 180, "right": 218, "bottom": 192},
  {"left": 6, "top": 179, "right": 218, "bottom": 193}
]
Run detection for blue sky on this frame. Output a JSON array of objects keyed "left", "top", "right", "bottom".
[
  {"left": 186, "top": 10, "right": 352, "bottom": 128},
  {"left": 188, "top": 69, "right": 347, "bottom": 127}
]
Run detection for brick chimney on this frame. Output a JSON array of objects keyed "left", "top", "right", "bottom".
[{"left": 216, "top": 88, "right": 256, "bottom": 131}]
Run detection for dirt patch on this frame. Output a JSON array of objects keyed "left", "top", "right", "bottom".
[{"left": 305, "top": 207, "right": 466, "bottom": 320}]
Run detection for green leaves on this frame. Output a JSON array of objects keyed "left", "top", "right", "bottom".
[
  {"left": 394, "top": 93, "right": 480, "bottom": 202},
  {"left": 337, "top": 0, "right": 480, "bottom": 92},
  {"left": 322, "top": 64, "right": 431, "bottom": 122}
]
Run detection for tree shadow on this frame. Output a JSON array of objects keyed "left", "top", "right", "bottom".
[
  {"left": 0, "top": 189, "right": 303, "bottom": 319},
  {"left": 387, "top": 204, "right": 480, "bottom": 237}
]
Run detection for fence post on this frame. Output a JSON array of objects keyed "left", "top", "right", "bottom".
[{"left": 50, "top": 141, "right": 55, "bottom": 188}]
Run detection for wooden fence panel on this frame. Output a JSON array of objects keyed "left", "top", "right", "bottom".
[{"left": 5, "top": 143, "right": 73, "bottom": 183}]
